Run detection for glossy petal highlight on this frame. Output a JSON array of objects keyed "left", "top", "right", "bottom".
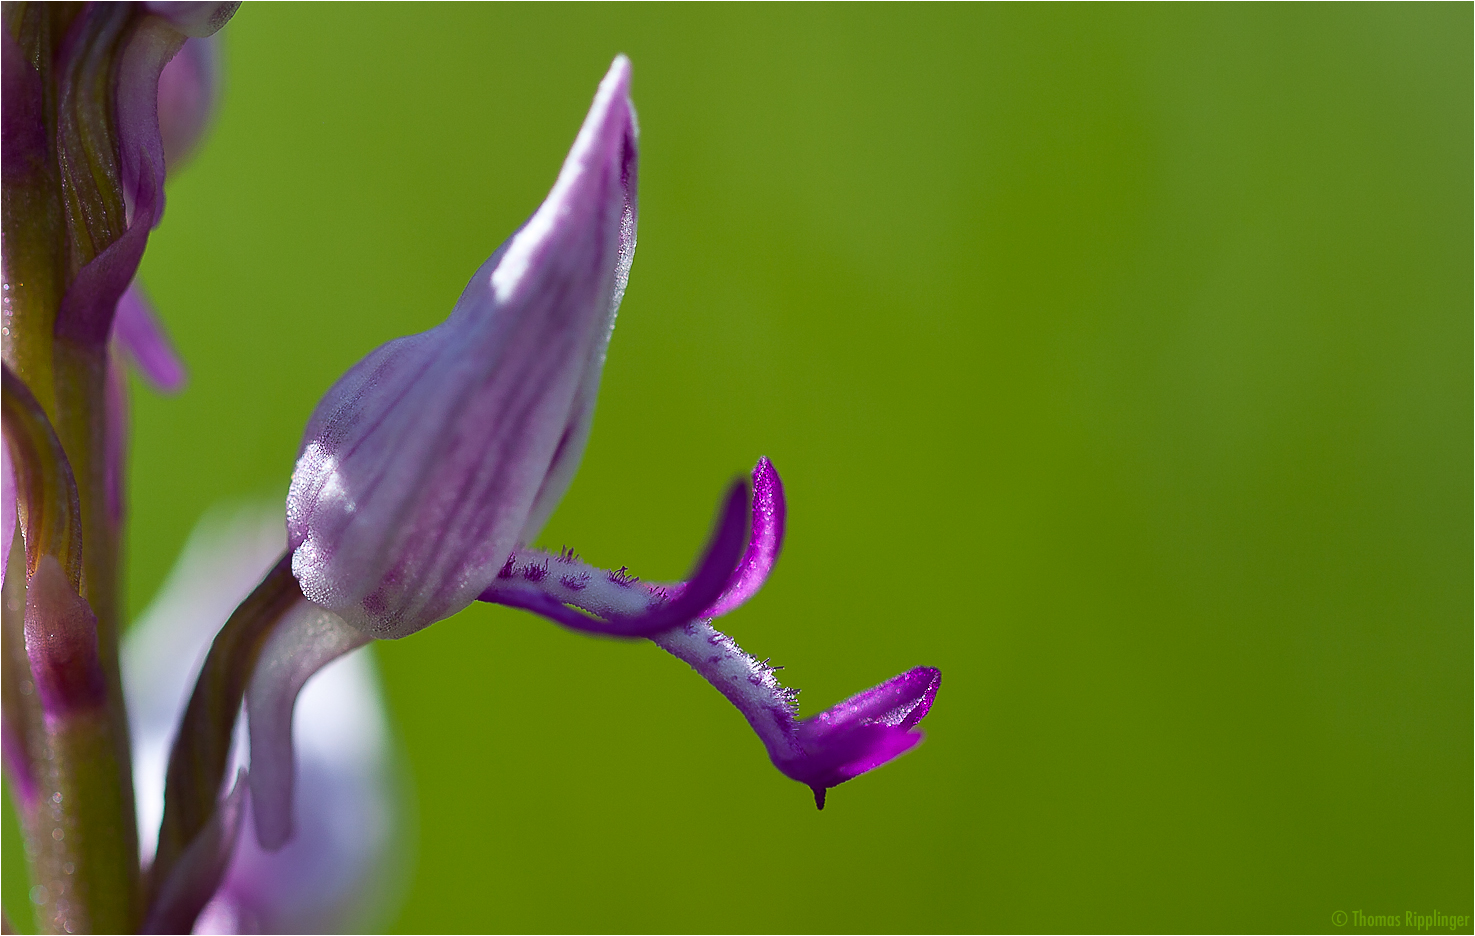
[{"left": 780, "top": 667, "right": 941, "bottom": 807}]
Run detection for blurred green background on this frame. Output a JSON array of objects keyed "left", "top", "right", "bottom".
[{"left": 7, "top": 3, "right": 1472, "bottom": 932}]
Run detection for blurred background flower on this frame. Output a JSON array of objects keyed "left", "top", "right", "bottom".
[
  {"left": 121, "top": 505, "right": 405, "bottom": 934},
  {"left": 3, "top": 4, "right": 1466, "bottom": 931}
]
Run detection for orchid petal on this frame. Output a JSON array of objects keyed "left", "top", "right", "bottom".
[
  {"left": 791, "top": 727, "right": 924, "bottom": 810},
  {"left": 55, "top": 5, "right": 233, "bottom": 346},
  {"left": 654, "top": 615, "right": 941, "bottom": 809},
  {"left": 113, "top": 281, "right": 187, "bottom": 392},
  {"left": 779, "top": 667, "right": 941, "bottom": 807},
  {"left": 141, "top": 769, "right": 246, "bottom": 935},
  {"left": 124, "top": 506, "right": 289, "bottom": 865},
  {"left": 517, "top": 83, "right": 638, "bottom": 545},
  {"left": 804, "top": 665, "right": 941, "bottom": 732},
  {"left": 706, "top": 456, "right": 786, "bottom": 617},
  {"left": 150, "top": 554, "right": 300, "bottom": 895},
  {"left": 288, "top": 56, "right": 638, "bottom": 639},
  {"left": 54, "top": 10, "right": 177, "bottom": 345},
  {"left": 246, "top": 600, "right": 370, "bottom": 850}
]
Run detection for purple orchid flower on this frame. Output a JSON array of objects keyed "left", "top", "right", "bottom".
[{"left": 276, "top": 55, "right": 941, "bottom": 816}]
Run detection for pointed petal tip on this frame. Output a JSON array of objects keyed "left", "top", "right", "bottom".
[
  {"left": 901, "top": 666, "right": 942, "bottom": 729},
  {"left": 812, "top": 786, "right": 826, "bottom": 810},
  {"left": 606, "top": 53, "right": 633, "bottom": 88},
  {"left": 491, "top": 51, "right": 638, "bottom": 306},
  {"left": 616, "top": 476, "right": 747, "bottom": 632},
  {"left": 113, "top": 282, "right": 188, "bottom": 393}
]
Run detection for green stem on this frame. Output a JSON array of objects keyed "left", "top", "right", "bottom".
[
  {"left": 4, "top": 363, "right": 140, "bottom": 933},
  {"left": 45, "top": 342, "right": 140, "bottom": 934}
]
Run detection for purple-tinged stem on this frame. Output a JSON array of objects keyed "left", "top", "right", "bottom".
[
  {"left": 21, "top": 555, "right": 140, "bottom": 932},
  {"left": 1, "top": 534, "right": 40, "bottom": 817}
]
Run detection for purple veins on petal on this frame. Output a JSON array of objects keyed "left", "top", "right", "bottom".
[
  {"left": 480, "top": 477, "right": 749, "bottom": 639},
  {"left": 112, "top": 280, "right": 187, "bottom": 392},
  {"left": 286, "top": 56, "right": 638, "bottom": 640}
]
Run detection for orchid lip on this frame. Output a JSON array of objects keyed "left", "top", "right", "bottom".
[{"left": 480, "top": 477, "right": 749, "bottom": 638}]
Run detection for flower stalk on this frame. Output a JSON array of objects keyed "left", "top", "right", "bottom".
[
  {"left": 3, "top": 3, "right": 236, "bottom": 931},
  {"left": 3, "top": 365, "right": 137, "bottom": 932}
]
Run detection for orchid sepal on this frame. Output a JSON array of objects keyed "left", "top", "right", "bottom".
[{"left": 287, "top": 55, "right": 638, "bottom": 641}]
